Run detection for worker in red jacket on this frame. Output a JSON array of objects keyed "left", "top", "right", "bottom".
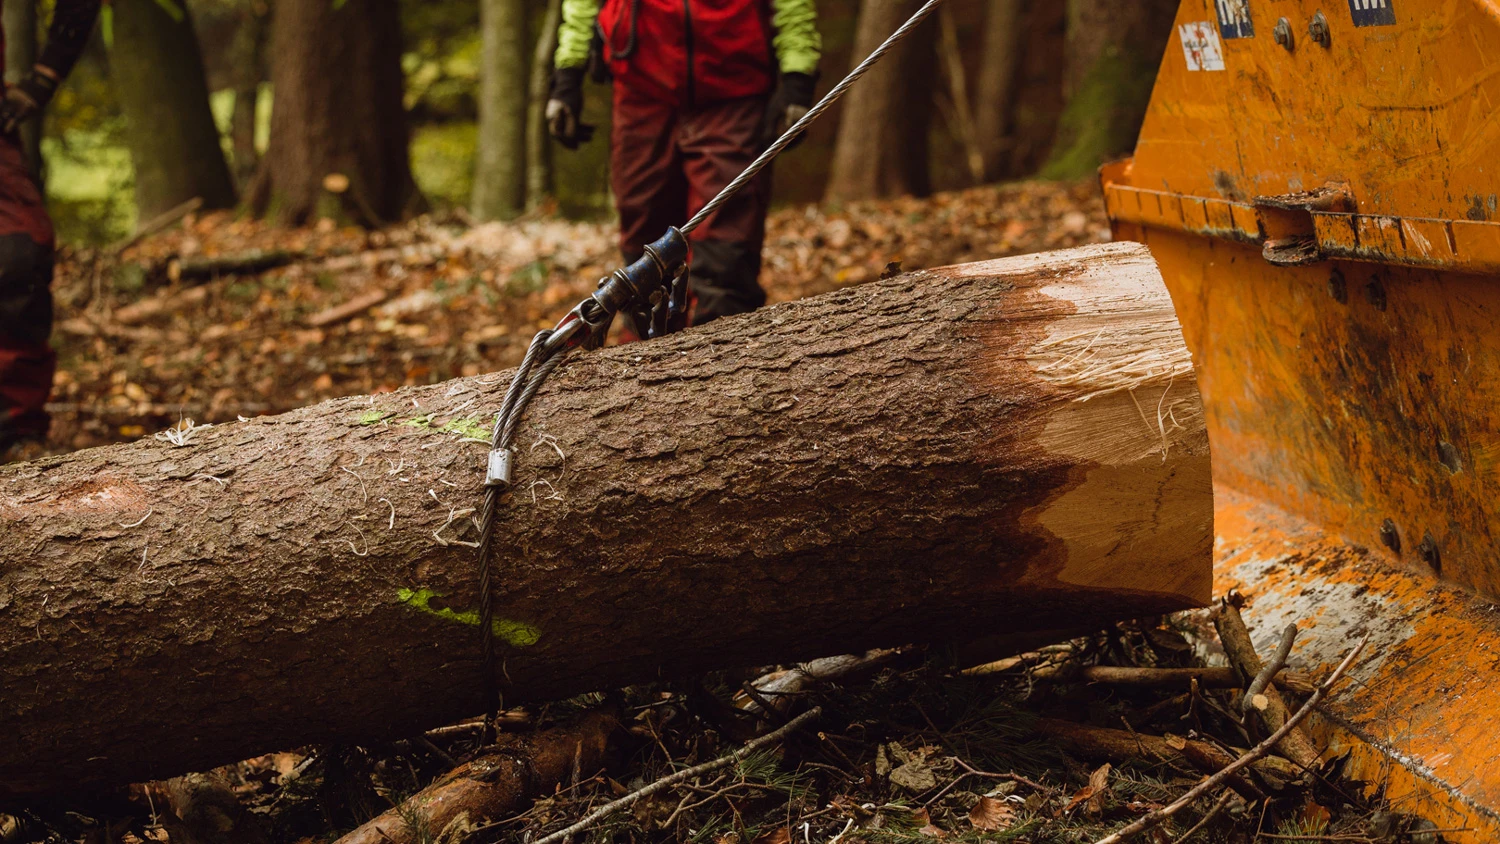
[
  {"left": 547, "top": 0, "right": 820, "bottom": 328},
  {"left": 0, "top": 0, "right": 101, "bottom": 463}
]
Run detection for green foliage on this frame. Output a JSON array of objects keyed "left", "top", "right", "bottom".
[
  {"left": 1272, "top": 817, "right": 1332, "bottom": 842},
  {"left": 404, "top": 34, "right": 480, "bottom": 117},
  {"left": 152, "top": 0, "right": 185, "bottom": 23},
  {"left": 410, "top": 122, "right": 478, "bottom": 207},
  {"left": 736, "top": 750, "right": 816, "bottom": 802},
  {"left": 43, "top": 40, "right": 136, "bottom": 244},
  {"left": 208, "top": 84, "right": 272, "bottom": 164},
  {"left": 42, "top": 127, "right": 135, "bottom": 245}
]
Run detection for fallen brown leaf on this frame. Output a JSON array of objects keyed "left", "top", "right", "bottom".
[
  {"left": 1086, "top": 763, "right": 1112, "bottom": 815},
  {"left": 968, "top": 795, "right": 1016, "bottom": 831}
]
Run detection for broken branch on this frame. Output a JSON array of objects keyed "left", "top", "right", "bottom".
[
  {"left": 530, "top": 707, "right": 821, "bottom": 844},
  {"left": 1213, "top": 598, "right": 1321, "bottom": 769},
  {"left": 1242, "top": 623, "right": 1297, "bottom": 714},
  {"left": 335, "top": 710, "right": 615, "bottom": 844},
  {"left": 1089, "top": 633, "right": 1369, "bottom": 844}
]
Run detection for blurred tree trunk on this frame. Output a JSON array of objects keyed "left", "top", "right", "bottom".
[
  {"left": 111, "top": 0, "right": 238, "bottom": 220},
  {"left": 526, "top": 0, "right": 562, "bottom": 211},
  {"left": 471, "top": 0, "right": 529, "bottom": 220},
  {"left": 974, "top": 0, "right": 1025, "bottom": 182},
  {"left": 3, "top": 0, "right": 41, "bottom": 179},
  {"left": 228, "top": 3, "right": 269, "bottom": 187},
  {"left": 825, "top": 0, "right": 936, "bottom": 202},
  {"left": 1005, "top": 1, "right": 1065, "bottom": 176},
  {"left": 248, "top": 0, "right": 419, "bottom": 227},
  {"left": 1040, "top": 0, "right": 1176, "bottom": 179}
]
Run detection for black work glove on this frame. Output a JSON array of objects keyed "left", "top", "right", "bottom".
[
  {"left": 0, "top": 68, "right": 59, "bottom": 135},
  {"left": 546, "top": 67, "right": 595, "bottom": 150},
  {"left": 762, "top": 71, "right": 817, "bottom": 148}
]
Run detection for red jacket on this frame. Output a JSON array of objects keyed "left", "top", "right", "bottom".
[{"left": 597, "top": 0, "right": 776, "bottom": 107}]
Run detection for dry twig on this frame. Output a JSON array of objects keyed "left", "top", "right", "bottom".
[
  {"left": 1170, "top": 788, "right": 1233, "bottom": 842},
  {"left": 1089, "top": 633, "right": 1369, "bottom": 844},
  {"left": 530, "top": 708, "right": 821, "bottom": 844},
  {"left": 1243, "top": 624, "right": 1297, "bottom": 714},
  {"left": 1214, "top": 597, "right": 1321, "bottom": 768}
]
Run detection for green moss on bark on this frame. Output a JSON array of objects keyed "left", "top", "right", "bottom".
[{"left": 1040, "top": 48, "right": 1159, "bottom": 180}]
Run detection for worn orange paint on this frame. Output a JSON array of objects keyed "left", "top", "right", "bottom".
[
  {"left": 1135, "top": 0, "right": 1500, "bottom": 223},
  {"left": 1103, "top": 0, "right": 1500, "bottom": 828},
  {"left": 1213, "top": 488, "right": 1500, "bottom": 842}
]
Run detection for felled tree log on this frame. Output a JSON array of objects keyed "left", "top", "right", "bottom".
[{"left": 0, "top": 242, "right": 1211, "bottom": 796}]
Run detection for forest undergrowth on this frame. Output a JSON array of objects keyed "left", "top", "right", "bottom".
[{"left": 4, "top": 614, "right": 1409, "bottom": 844}]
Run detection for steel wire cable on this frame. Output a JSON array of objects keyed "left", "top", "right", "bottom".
[
  {"left": 682, "top": 0, "right": 946, "bottom": 236},
  {"left": 472, "top": 0, "right": 948, "bottom": 740}
]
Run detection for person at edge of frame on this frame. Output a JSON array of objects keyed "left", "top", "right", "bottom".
[
  {"left": 0, "top": 0, "right": 103, "bottom": 463},
  {"left": 544, "top": 0, "right": 820, "bottom": 335}
]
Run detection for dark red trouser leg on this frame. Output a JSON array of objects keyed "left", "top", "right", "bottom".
[
  {"left": 0, "top": 135, "right": 57, "bottom": 448},
  {"left": 611, "top": 91, "right": 771, "bottom": 327}
]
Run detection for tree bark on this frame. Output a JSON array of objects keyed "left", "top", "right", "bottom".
[
  {"left": 525, "top": 0, "right": 562, "bottom": 211},
  {"left": 335, "top": 711, "right": 616, "bottom": 844},
  {"left": 228, "top": 4, "right": 269, "bottom": 187},
  {"left": 0, "top": 243, "right": 1211, "bottom": 796},
  {"left": 1006, "top": 0, "right": 1066, "bottom": 177},
  {"left": 110, "top": 0, "right": 238, "bottom": 219},
  {"left": 973, "top": 0, "right": 1025, "bottom": 183},
  {"left": 247, "top": 0, "right": 419, "bottom": 226},
  {"left": 3, "top": 0, "right": 41, "bottom": 179},
  {"left": 825, "top": 0, "right": 936, "bottom": 202},
  {"left": 471, "top": 0, "right": 529, "bottom": 220},
  {"left": 1040, "top": 0, "right": 1177, "bottom": 179}
]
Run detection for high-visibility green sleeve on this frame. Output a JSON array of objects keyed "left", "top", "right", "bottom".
[
  {"left": 555, "top": 0, "right": 601, "bottom": 70},
  {"left": 771, "top": 0, "right": 822, "bottom": 75}
]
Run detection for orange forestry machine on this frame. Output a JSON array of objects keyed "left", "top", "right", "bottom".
[{"left": 1102, "top": 0, "right": 1500, "bottom": 838}]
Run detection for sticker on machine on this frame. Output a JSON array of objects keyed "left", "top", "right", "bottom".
[
  {"left": 1179, "top": 21, "right": 1226, "bottom": 71},
  {"left": 1215, "top": 0, "right": 1254, "bottom": 39},
  {"left": 1348, "top": 0, "right": 1396, "bottom": 26}
]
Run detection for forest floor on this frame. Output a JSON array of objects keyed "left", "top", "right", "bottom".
[
  {"left": 25, "top": 183, "right": 1403, "bottom": 843},
  {"left": 48, "top": 180, "right": 1108, "bottom": 452}
]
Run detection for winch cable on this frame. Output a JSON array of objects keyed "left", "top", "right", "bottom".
[{"left": 472, "top": 0, "right": 948, "bottom": 741}]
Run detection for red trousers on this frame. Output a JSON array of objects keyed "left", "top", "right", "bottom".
[
  {"left": 0, "top": 135, "right": 55, "bottom": 448},
  {"left": 611, "top": 91, "right": 771, "bottom": 324}
]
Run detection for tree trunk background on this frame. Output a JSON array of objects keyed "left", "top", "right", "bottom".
[
  {"left": 3, "top": 0, "right": 40, "bottom": 179},
  {"left": 825, "top": 0, "right": 936, "bottom": 202},
  {"left": 228, "top": 4, "right": 268, "bottom": 187},
  {"left": 1040, "top": 0, "right": 1177, "bottom": 179},
  {"left": 525, "top": 0, "right": 562, "bottom": 211},
  {"left": 110, "top": 0, "right": 238, "bottom": 220},
  {"left": 248, "top": 0, "right": 418, "bottom": 226},
  {"left": 1004, "top": 1, "right": 1067, "bottom": 177},
  {"left": 973, "top": 0, "right": 1025, "bottom": 183},
  {"left": 0, "top": 244, "right": 1211, "bottom": 796},
  {"left": 471, "top": 0, "right": 529, "bottom": 220}
]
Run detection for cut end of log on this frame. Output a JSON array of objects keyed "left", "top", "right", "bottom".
[{"left": 937, "top": 242, "right": 1213, "bottom": 610}]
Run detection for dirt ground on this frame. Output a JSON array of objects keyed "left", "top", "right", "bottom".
[{"left": 14, "top": 183, "right": 1414, "bottom": 843}]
